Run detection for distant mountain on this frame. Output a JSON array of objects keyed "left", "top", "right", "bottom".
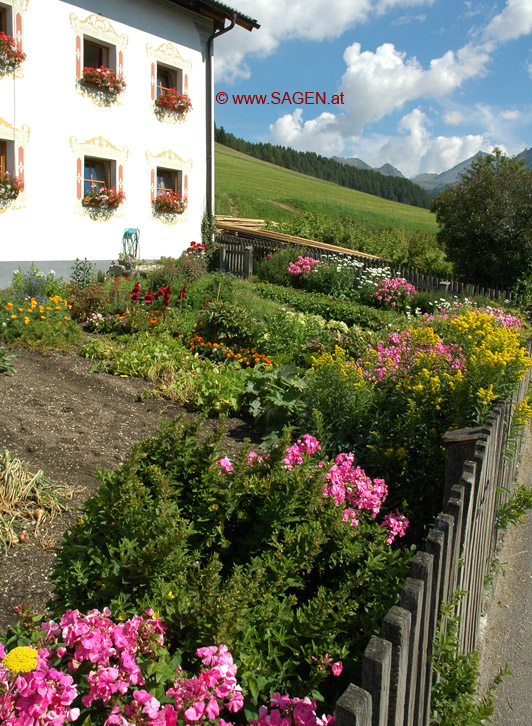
[
  {"left": 412, "top": 153, "right": 486, "bottom": 194},
  {"left": 333, "top": 156, "right": 405, "bottom": 178},
  {"left": 515, "top": 147, "right": 532, "bottom": 168}
]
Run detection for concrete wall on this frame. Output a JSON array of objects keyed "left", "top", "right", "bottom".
[{"left": 0, "top": 0, "right": 211, "bottom": 269}]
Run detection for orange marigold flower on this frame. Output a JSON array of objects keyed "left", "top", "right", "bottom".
[{"left": 5, "top": 303, "right": 13, "bottom": 311}]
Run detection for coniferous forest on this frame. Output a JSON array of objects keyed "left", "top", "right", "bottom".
[{"left": 215, "top": 126, "right": 433, "bottom": 209}]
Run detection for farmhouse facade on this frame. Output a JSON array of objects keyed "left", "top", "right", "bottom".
[{"left": 0, "top": 0, "right": 258, "bottom": 282}]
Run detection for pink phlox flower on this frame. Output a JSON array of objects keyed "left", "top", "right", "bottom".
[
  {"left": 331, "top": 661, "right": 343, "bottom": 676},
  {"left": 341, "top": 508, "right": 359, "bottom": 526},
  {"left": 247, "top": 451, "right": 265, "bottom": 466},
  {"left": 184, "top": 701, "right": 206, "bottom": 721},
  {"left": 283, "top": 435, "right": 321, "bottom": 470},
  {"left": 381, "top": 510, "right": 409, "bottom": 544},
  {"left": 217, "top": 457, "right": 233, "bottom": 475}
]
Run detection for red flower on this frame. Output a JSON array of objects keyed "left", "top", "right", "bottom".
[
  {"left": 144, "top": 290, "right": 154, "bottom": 305},
  {"left": 178, "top": 285, "right": 187, "bottom": 300}
]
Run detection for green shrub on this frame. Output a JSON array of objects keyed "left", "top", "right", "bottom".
[
  {"left": 51, "top": 418, "right": 411, "bottom": 709},
  {"left": 250, "top": 281, "right": 403, "bottom": 330},
  {"left": 255, "top": 246, "right": 305, "bottom": 286}
]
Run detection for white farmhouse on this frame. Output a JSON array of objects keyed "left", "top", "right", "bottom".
[{"left": 0, "top": 0, "right": 258, "bottom": 284}]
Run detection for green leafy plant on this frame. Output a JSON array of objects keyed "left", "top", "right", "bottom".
[
  {"left": 50, "top": 418, "right": 411, "bottom": 710},
  {"left": 0, "top": 347, "right": 17, "bottom": 373},
  {"left": 70, "top": 258, "right": 96, "bottom": 289},
  {"left": 496, "top": 483, "right": 532, "bottom": 530},
  {"left": 431, "top": 594, "right": 509, "bottom": 725}
]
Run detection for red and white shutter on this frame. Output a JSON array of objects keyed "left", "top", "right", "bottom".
[
  {"left": 15, "top": 13, "right": 23, "bottom": 52},
  {"left": 118, "top": 164, "right": 124, "bottom": 192},
  {"left": 75, "top": 35, "right": 82, "bottom": 78},
  {"left": 150, "top": 169, "right": 155, "bottom": 202},
  {"left": 17, "top": 146, "right": 24, "bottom": 186},
  {"left": 76, "top": 158, "right": 82, "bottom": 200},
  {"left": 150, "top": 63, "right": 156, "bottom": 100},
  {"left": 118, "top": 50, "right": 124, "bottom": 76}
]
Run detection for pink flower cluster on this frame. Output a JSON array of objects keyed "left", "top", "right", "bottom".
[
  {"left": 0, "top": 609, "right": 245, "bottom": 726},
  {"left": 358, "top": 329, "right": 465, "bottom": 383},
  {"left": 167, "top": 645, "right": 243, "bottom": 723},
  {"left": 0, "top": 644, "right": 79, "bottom": 726},
  {"left": 322, "top": 453, "right": 388, "bottom": 526},
  {"left": 251, "top": 693, "right": 335, "bottom": 726},
  {"left": 380, "top": 511, "right": 410, "bottom": 545},
  {"left": 282, "top": 435, "right": 321, "bottom": 470},
  {"left": 217, "top": 457, "right": 233, "bottom": 475},
  {"left": 374, "top": 278, "right": 417, "bottom": 307},
  {"left": 287, "top": 257, "right": 321, "bottom": 276}
]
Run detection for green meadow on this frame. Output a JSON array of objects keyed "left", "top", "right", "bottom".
[{"left": 214, "top": 142, "right": 439, "bottom": 236}]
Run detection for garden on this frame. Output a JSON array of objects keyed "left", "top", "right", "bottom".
[{"left": 0, "top": 243, "right": 531, "bottom": 726}]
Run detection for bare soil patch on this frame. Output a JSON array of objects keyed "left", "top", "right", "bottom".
[{"left": 0, "top": 347, "right": 259, "bottom": 634}]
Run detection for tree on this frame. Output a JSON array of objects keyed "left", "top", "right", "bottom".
[{"left": 432, "top": 148, "right": 532, "bottom": 290}]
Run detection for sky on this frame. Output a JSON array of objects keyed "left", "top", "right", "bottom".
[{"left": 212, "top": 0, "right": 532, "bottom": 178}]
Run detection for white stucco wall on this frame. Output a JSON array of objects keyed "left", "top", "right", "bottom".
[{"left": 0, "top": 0, "right": 211, "bottom": 269}]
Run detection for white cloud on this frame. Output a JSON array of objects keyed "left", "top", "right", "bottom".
[
  {"left": 214, "top": 0, "right": 436, "bottom": 81},
  {"left": 336, "top": 41, "right": 490, "bottom": 135},
  {"left": 444, "top": 110, "right": 464, "bottom": 125},
  {"left": 484, "top": 0, "right": 532, "bottom": 42},
  {"left": 501, "top": 109, "right": 522, "bottom": 120},
  {"left": 269, "top": 109, "right": 345, "bottom": 156}
]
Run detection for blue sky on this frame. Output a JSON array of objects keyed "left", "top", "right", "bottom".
[{"left": 213, "top": 0, "right": 532, "bottom": 178}]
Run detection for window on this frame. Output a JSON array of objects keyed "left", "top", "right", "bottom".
[
  {"left": 84, "top": 157, "right": 112, "bottom": 194},
  {"left": 156, "top": 63, "right": 182, "bottom": 97},
  {"left": 156, "top": 167, "right": 182, "bottom": 195},
  {"left": 0, "top": 4, "right": 12, "bottom": 36},
  {"left": 84, "top": 37, "right": 113, "bottom": 69},
  {"left": 0, "top": 140, "right": 6, "bottom": 174}
]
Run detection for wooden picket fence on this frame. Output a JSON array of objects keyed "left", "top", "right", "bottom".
[
  {"left": 333, "top": 349, "right": 531, "bottom": 726},
  {"left": 215, "top": 221, "right": 522, "bottom": 303}
]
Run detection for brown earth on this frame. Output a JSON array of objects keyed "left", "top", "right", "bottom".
[{"left": 0, "top": 347, "right": 260, "bottom": 635}]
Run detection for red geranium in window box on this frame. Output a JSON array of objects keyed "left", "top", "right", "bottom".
[
  {"left": 0, "top": 31, "right": 25, "bottom": 74},
  {"left": 154, "top": 190, "right": 187, "bottom": 214},
  {"left": 83, "top": 185, "right": 126, "bottom": 209},
  {"left": 81, "top": 66, "right": 126, "bottom": 96},
  {"left": 0, "top": 171, "right": 23, "bottom": 200},
  {"left": 154, "top": 89, "right": 192, "bottom": 115}
]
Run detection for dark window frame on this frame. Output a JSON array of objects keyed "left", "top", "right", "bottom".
[{"left": 84, "top": 156, "right": 113, "bottom": 195}]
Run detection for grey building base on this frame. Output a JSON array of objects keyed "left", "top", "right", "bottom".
[{"left": 0, "top": 260, "right": 114, "bottom": 289}]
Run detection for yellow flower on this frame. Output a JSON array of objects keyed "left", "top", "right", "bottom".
[
  {"left": 167, "top": 591, "right": 176, "bottom": 600},
  {"left": 24, "top": 317, "right": 30, "bottom": 325},
  {"left": 11, "top": 315, "right": 17, "bottom": 319},
  {"left": 5, "top": 302, "right": 13, "bottom": 311},
  {"left": 46, "top": 307, "right": 52, "bottom": 311},
  {"left": 18, "top": 307, "right": 23, "bottom": 312},
  {"left": 40, "top": 315, "right": 46, "bottom": 320},
  {"left": 3, "top": 646, "right": 38, "bottom": 674}
]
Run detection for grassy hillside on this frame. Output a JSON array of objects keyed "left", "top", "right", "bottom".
[{"left": 215, "top": 143, "right": 439, "bottom": 236}]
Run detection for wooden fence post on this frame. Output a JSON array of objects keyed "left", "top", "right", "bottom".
[
  {"left": 243, "top": 246, "right": 253, "bottom": 279},
  {"left": 381, "top": 606, "right": 411, "bottom": 726},
  {"left": 361, "top": 637, "right": 392, "bottom": 726},
  {"left": 336, "top": 684, "right": 372, "bottom": 726}
]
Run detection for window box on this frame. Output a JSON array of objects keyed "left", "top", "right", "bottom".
[
  {"left": 154, "top": 190, "right": 186, "bottom": 213},
  {"left": 0, "top": 30, "right": 25, "bottom": 74},
  {"left": 0, "top": 170, "right": 23, "bottom": 200},
  {"left": 81, "top": 66, "right": 126, "bottom": 96},
  {"left": 154, "top": 89, "right": 191, "bottom": 115},
  {"left": 83, "top": 186, "right": 125, "bottom": 208}
]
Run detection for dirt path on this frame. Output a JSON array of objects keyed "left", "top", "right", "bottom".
[
  {"left": 478, "top": 427, "right": 532, "bottom": 724},
  {"left": 0, "top": 347, "right": 257, "bottom": 634}
]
